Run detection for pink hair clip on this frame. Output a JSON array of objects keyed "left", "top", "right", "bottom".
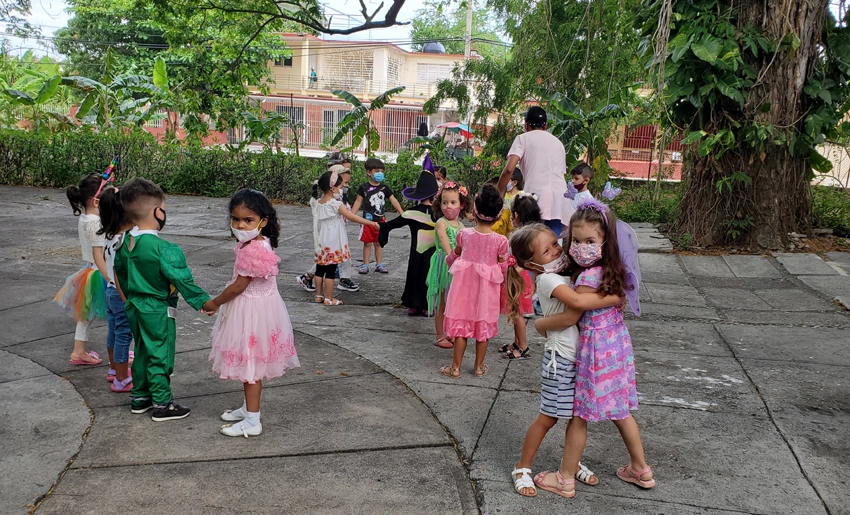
[{"left": 506, "top": 254, "right": 517, "bottom": 267}]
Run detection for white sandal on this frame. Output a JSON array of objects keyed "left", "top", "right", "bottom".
[
  {"left": 575, "top": 461, "right": 599, "bottom": 485},
  {"left": 511, "top": 467, "right": 537, "bottom": 497}
]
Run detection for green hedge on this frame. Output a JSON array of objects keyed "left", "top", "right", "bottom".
[{"left": 0, "top": 129, "right": 500, "bottom": 204}]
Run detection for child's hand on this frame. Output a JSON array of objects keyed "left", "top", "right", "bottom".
[
  {"left": 201, "top": 300, "right": 218, "bottom": 315},
  {"left": 370, "top": 221, "right": 380, "bottom": 229},
  {"left": 534, "top": 319, "right": 547, "bottom": 338}
]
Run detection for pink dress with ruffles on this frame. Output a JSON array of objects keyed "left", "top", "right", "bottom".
[
  {"left": 209, "top": 238, "right": 300, "bottom": 383},
  {"left": 443, "top": 228, "right": 509, "bottom": 341}
]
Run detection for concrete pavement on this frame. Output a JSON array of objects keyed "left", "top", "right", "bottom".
[{"left": 0, "top": 185, "right": 848, "bottom": 514}]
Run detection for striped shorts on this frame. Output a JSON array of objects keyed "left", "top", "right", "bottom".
[{"left": 539, "top": 350, "right": 577, "bottom": 419}]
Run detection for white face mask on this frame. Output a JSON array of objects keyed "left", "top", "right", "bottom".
[
  {"left": 507, "top": 182, "right": 514, "bottom": 192},
  {"left": 530, "top": 252, "right": 568, "bottom": 274},
  {"left": 231, "top": 222, "right": 262, "bottom": 242}
]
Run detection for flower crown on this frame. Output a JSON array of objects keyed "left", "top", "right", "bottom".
[{"left": 439, "top": 181, "right": 468, "bottom": 197}]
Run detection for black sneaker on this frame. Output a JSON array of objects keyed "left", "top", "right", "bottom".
[
  {"left": 130, "top": 398, "right": 153, "bottom": 414},
  {"left": 296, "top": 274, "right": 316, "bottom": 292},
  {"left": 337, "top": 278, "right": 360, "bottom": 292},
  {"left": 151, "top": 401, "right": 191, "bottom": 422}
]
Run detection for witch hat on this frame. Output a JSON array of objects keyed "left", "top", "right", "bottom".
[{"left": 402, "top": 170, "right": 439, "bottom": 201}]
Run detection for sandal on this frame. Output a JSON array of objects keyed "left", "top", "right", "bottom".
[
  {"left": 575, "top": 462, "right": 598, "bottom": 486},
  {"left": 314, "top": 295, "right": 324, "bottom": 303},
  {"left": 617, "top": 464, "right": 656, "bottom": 489},
  {"left": 474, "top": 364, "right": 489, "bottom": 377},
  {"left": 511, "top": 467, "right": 537, "bottom": 497},
  {"left": 69, "top": 352, "right": 102, "bottom": 366},
  {"left": 323, "top": 298, "right": 344, "bottom": 306},
  {"left": 498, "top": 342, "right": 518, "bottom": 354},
  {"left": 358, "top": 264, "right": 369, "bottom": 274},
  {"left": 435, "top": 337, "right": 454, "bottom": 349},
  {"left": 375, "top": 263, "right": 388, "bottom": 273},
  {"left": 533, "top": 470, "right": 575, "bottom": 499},
  {"left": 439, "top": 365, "right": 460, "bottom": 379},
  {"left": 502, "top": 346, "right": 531, "bottom": 360}
]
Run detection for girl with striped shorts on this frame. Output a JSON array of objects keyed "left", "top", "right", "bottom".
[{"left": 504, "top": 224, "right": 622, "bottom": 498}]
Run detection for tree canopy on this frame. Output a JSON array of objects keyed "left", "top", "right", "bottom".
[{"left": 410, "top": 0, "right": 508, "bottom": 61}]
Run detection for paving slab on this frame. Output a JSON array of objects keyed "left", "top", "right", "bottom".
[
  {"left": 0, "top": 299, "right": 85, "bottom": 348},
  {"left": 0, "top": 351, "right": 90, "bottom": 513},
  {"left": 702, "top": 287, "right": 773, "bottom": 311},
  {"left": 722, "top": 309, "right": 850, "bottom": 328},
  {"left": 634, "top": 230, "right": 673, "bottom": 253},
  {"left": 680, "top": 255, "right": 735, "bottom": 277},
  {"left": 40, "top": 447, "right": 477, "bottom": 515},
  {"left": 637, "top": 254, "right": 689, "bottom": 284},
  {"left": 826, "top": 251, "right": 850, "bottom": 270},
  {"left": 716, "top": 325, "right": 850, "bottom": 366},
  {"left": 722, "top": 254, "right": 782, "bottom": 278},
  {"left": 775, "top": 252, "right": 838, "bottom": 275},
  {"left": 740, "top": 360, "right": 850, "bottom": 514},
  {"left": 635, "top": 302, "right": 720, "bottom": 320},
  {"left": 626, "top": 321, "right": 731, "bottom": 357},
  {"left": 642, "top": 283, "right": 707, "bottom": 307},
  {"left": 797, "top": 275, "right": 850, "bottom": 309},
  {"left": 72, "top": 373, "right": 448, "bottom": 469},
  {"left": 754, "top": 288, "right": 836, "bottom": 311}
]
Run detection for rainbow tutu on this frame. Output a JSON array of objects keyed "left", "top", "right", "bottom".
[{"left": 54, "top": 267, "right": 107, "bottom": 322}]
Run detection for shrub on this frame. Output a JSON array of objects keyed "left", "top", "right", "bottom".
[
  {"left": 610, "top": 181, "right": 682, "bottom": 225},
  {"left": 811, "top": 185, "right": 850, "bottom": 237}
]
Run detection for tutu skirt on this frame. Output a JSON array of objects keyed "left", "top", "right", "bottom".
[
  {"left": 426, "top": 249, "right": 452, "bottom": 314},
  {"left": 209, "top": 293, "right": 300, "bottom": 383},
  {"left": 54, "top": 266, "right": 107, "bottom": 322}
]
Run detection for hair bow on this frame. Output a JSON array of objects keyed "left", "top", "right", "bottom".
[
  {"left": 515, "top": 191, "right": 538, "bottom": 201},
  {"left": 95, "top": 157, "right": 119, "bottom": 198},
  {"left": 506, "top": 254, "right": 517, "bottom": 267}
]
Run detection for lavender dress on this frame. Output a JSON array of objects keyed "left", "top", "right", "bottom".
[{"left": 573, "top": 266, "right": 638, "bottom": 421}]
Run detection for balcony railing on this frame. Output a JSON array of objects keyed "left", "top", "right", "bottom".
[{"left": 266, "top": 74, "right": 439, "bottom": 99}]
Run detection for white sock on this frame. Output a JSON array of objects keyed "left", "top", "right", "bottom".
[
  {"left": 240, "top": 400, "right": 247, "bottom": 413},
  {"left": 243, "top": 410, "right": 261, "bottom": 428}
]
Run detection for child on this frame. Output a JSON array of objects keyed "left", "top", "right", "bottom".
[
  {"left": 498, "top": 193, "right": 541, "bottom": 360},
  {"left": 434, "top": 166, "right": 448, "bottom": 189},
  {"left": 505, "top": 222, "right": 623, "bottom": 497},
  {"left": 492, "top": 167, "right": 524, "bottom": 238},
  {"left": 311, "top": 170, "right": 379, "bottom": 305},
  {"left": 570, "top": 163, "right": 595, "bottom": 209},
  {"left": 534, "top": 199, "right": 654, "bottom": 496},
  {"left": 350, "top": 157, "right": 403, "bottom": 274},
  {"left": 296, "top": 164, "right": 360, "bottom": 292},
  {"left": 98, "top": 184, "right": 137, "bottom": 392},
  {"left": 426, "top": 181, "right": 470, "bottom": 348},
  {"left": 54, "top": 173, "right": 108, "bottom": 366},
  {"left": 439, "top": 184, "right": 509, "bottom": 378},
  {"left": 105, "top": 178, "right": 216, "bottom": 421},
  {"left": 378, "top": 170, "right": 440, "bottom": 316},
  {"left": 208, "top": 189, "right": 301, "bottom": 437}
]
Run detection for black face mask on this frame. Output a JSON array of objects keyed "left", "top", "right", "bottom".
[{"left": 154, "top": 207, "right": 167, "bottom": 230}]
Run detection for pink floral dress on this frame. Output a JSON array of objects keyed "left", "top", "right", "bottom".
[
  {"left": 573, "top": 266, "right": 638, "bottom": 421},
  {"left": 209, "top": 238, "right": 300, "bottom": 383},
  {"left": 311, "top": 197, "right": 351, "bottom": 265},
  {"left": 443, "top": 229, "right": 509, "bottom": 341}
]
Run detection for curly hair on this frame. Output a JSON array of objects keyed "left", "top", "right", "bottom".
[
  {"left": 565, "top": 206, "right": 627, "bottom": 297},
  {"left": 432, "top": 182, "right": 471, "bottom": 220},
  {"left": 473, "top": 184, "right": 503, "bottom": 225},
  {"left": 229, "top": 189, "right": 281, "bottom": 248}
]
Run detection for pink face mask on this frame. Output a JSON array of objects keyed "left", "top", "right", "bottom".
[
  {"left": 569, "top": 242, "right": 603, "bottom": 267},
  {"left": 442, "top": 207, "right": 462, "bottom": 220}
]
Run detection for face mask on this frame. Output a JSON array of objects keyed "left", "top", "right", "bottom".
[
  {"left": 443, "top": 206, "right": 461, "bottom": 220},
  {"left": 372, "top": 172, "right": 385, "bottom": 183},
  {"left": 437, "top": 181, "right": 444, "bottom": 189},
  {"left": 569, "top": 242, "right": 603, "bottom": 267},
  {"left": 231, "top": 221, "right": 262, "bottom": 242},
  {"left": 341, "top": 186, "right": 349, "bottom": 197},
  {"left": 154, "top": 207, "right": 166, "bottom": 230},
  {"left": 574, "top": 181, "right": 586, "bottom": 191},
  {"left": 530, "top": 252, "right": 568, "bottom": 274},
  {"left": 507, "top": 182, "right": 514, "bottom": 192},
  {"left": 333, "top": 191, "right": 343, "bottom": 201}
]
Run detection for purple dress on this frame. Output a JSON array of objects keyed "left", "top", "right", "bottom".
[{"left": 573, "top": 266, "right": 638, "bottom": 421}]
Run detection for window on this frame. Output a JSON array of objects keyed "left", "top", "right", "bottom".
[
  {"left": 227, "top": 126, "right": 244, "bottom": 144},
  {"left": 322, "top": 109, "right": 350, "bottom": 138},
  {"left": 275, "top": 105, "right": 304, "bottom": 127},
  {"left": 416, "top": 63, "right": 452, "bottom": 84},
  {"left": 274, "top": 57, "right": 293, "bottom": 67}
]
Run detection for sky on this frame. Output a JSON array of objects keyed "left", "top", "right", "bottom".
[{"left": 8, "top": 0, "right": 430, "bottom": 57}]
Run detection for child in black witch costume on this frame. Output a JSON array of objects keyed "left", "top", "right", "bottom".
[{"left": 378, "top": 169, "right": 439, "bottom": 316}]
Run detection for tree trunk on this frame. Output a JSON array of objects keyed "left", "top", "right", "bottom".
[{"left": 673, "top": 0, "right": 829, "bottom": 249}]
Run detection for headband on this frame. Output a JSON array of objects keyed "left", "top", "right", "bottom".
[
  {"left": 514, "top": 191, "right": 538, "bottom": 201},
  {"left": 330, "top": 170, "right": 339, "bottom": 189},
  {"left": 94, "top": 157, "right": 119, "bottom": 198},
  {"left": 575, "top": 197, "right": 609, "bottom": 226},
  {"left": 473, "top": 203, "right": 501, "bottom": 221},
  {"left": 440, "top": 181, "right": 468, "bottom": 197}
]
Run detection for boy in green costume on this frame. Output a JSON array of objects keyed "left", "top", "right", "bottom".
[{"left": 106, "top": 178, "right": 217, "bottom": 422}]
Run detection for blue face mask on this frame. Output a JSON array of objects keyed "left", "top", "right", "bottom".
[{"left": 372, "top": 172, "right": 385, "bottom": 183}]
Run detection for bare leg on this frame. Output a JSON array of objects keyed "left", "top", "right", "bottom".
[
  {"left": 244, "top": 380, "right": 262, "bottom": 412},
  {"left": 114, "top": 362, "right": 130, "bottom": 382},
  {"left": 452, "top": 337, "right": 467, "bottom": 369},
  {"left": 375, "top": 244, "right": 383, "bottom": 264},
  {"left": 612, "top": 416, "right": 652, "bottom": 480},
  {"left": 435, "top": 298, "right": 447, "bottom": 341},
  {"left": 558, "top": 417, "right": 588, "bottom": 479},
  {"left": 473, "top": 339, "right": 488, "bottom": 370},
  {"left": 323, "top": 278, "right": 335, "bottom": 302},
  {"left": 514, "top": 316, "right": 528, "bottom": 352},
  {"left": 363, "top": 243, "right": 371, "bottom": 266},
  {"left": 108, "top": 348, "right": 115, "bottom": 369},
  {"left": 514, "top": 414, "right": 558, "bottom": 495},
  {"left": 315, "top": 273, "right": 325, "bottom": 299}
]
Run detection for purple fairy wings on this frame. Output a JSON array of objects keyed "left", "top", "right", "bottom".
[{"left": 564, "top": 181, "right": 579, "bottom": 200}]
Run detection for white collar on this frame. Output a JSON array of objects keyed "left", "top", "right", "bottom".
[{"left": 130, "top": 227, "right": 159, "bottom": 237}]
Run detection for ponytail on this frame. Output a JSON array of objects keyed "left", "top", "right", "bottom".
[
  {"left": 505, "top": 266, "right": 528, "bottom": 324},
  {"left": 97, "top": 187, "right": 126, "bottom": 240},
  {"left": 66, "top": 173, "right": 101, "bottom": 216},
  {"left": 311, "top": 181, "right": 322, "bottom": 199}
]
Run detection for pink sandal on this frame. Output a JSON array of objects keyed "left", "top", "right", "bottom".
[
  {"left": 69, "top": 351, "right": 102, "bottom": 366},
  {"left": 616, "top": 464, "right": 656, "bottom": 489},
  {"left": 533, "top": 470, "right": 575, "bottom": 499}
]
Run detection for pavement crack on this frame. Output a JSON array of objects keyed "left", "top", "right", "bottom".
[
  {"left": 467, "top": 358, "right": 510, "bottom": 464},
  {"left": 712, "top": 324, "right": 831, "bottom": 515}
]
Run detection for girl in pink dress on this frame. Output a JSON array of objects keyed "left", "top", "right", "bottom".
[
  {"left": 208, "top": 189, "right": 301, "bottom": 438},
  {"left": 440, "top": 184, "right": 510, "bottom": 378}
]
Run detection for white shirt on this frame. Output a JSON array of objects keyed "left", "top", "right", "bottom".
[
  {"left": 78, "top": 214, "right": 105, "bottom": 264},
  {"left": 573, "top": 189, "right": 594, "bottom": 210},
  {"left": 508, "top": 130, "right": 568, "bottom": 222},
  {"left": 536, "top": 273, "right": 580, "bottom": 370}
]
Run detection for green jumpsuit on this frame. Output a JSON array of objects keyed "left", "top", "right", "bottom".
[{"left": 114, "top": 232, "right": 210, "bottom": 407}]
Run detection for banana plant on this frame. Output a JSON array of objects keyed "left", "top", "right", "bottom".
[
  {"left": 331, "top": 86, "right": 405, "bottom": 157},
  {"left": 2, "top": 75, "right": 76, "bottom": 132},
  {"left": 544, "top": 92, "right": 625, "bottom": 170}
]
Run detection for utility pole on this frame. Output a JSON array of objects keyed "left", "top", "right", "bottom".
[{"left": 464, "top": 0, "right": 473, "bottom": 60}]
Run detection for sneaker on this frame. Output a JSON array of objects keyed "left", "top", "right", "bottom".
[
  {"left": 151, "top": 401, "right": 191, "bottom": 422},
  {"left": 220, "top": 421, "right": 263, "bottom": 438},
  {"left": 130, "top": 398, "right": 153, "bottom": 414},
  {"left": 296, "top": 274, "right": 316, "bottom": 292},
  {"left": 220, "top": 406, "right": 247, "bottom": 422},
  {"left": 337, "top": 278, "right": 360, "bottom": 292}
]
